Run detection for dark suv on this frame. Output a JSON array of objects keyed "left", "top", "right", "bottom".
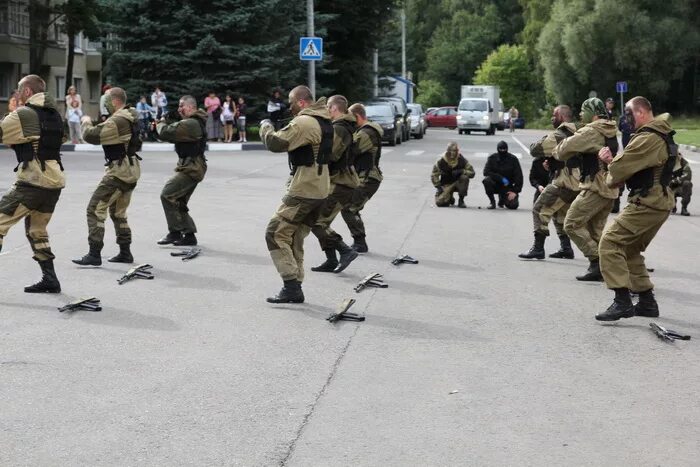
[
  {"left": 363, "top": 103, "right": 403, "bottom": 146},
  {"left": 370, "top": 97, "right": 411, "bottom": 142}
]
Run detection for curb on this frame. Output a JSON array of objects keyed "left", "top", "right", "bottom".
[{"left": 0, "top": 142, "right": 266, "bottom": 152}]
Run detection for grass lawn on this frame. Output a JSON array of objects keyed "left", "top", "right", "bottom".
[{"left": 675, "top": 129, "right": 700, "bottom": 147}]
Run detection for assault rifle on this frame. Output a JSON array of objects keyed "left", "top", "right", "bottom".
[
  {"left": 58, "top": 297, "right": 102, "bottom": 313},
  {"left": 327, "top": 298, "right": 365, "bottom": 323},
  {"left": 354, "top": 273, "right": 388, "bottom": 293},
  {"left": 118, "top": 264, "right": 154, "bottom": 284}
]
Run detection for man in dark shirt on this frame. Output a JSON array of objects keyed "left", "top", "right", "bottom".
[
  {"left": 482, "top": 141, "right": 523, "bottom": 209},
  {"left": 529, "top": 158, "right": 550, "bottom": 203}
]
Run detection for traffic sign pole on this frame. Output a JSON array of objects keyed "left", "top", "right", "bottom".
[
  {"left": 616, "top": 81, "right": 628, "bottom": 116},
  {"left": 307, "top": 0, "right": 315, "bottom": 100}
]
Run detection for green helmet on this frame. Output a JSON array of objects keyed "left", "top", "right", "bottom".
[{"left": 580, "top": 97, "right": 607, "bottom": 123}]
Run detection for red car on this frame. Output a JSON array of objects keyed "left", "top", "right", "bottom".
[{"left": 425, "top": 106, "right": 457, "bottom": 129}]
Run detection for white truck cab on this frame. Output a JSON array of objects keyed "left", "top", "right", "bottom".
[{"left": 457, "top": 85, "right": 501, "bottom": 135}]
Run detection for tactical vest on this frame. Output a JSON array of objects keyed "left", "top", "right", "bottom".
[
  {"left": 579, "top": 135, "right": 618, "bottom": 182},
  {"left": 287, "top": 115, "right": 333, "bottom": 175},
  {"left": 626, "top": 128, "right": 677, "bottom": 198},
  {"left": 13, "top": 104, "right": 64, "bottom": 172},
  {"left": 174, "top": 117, "right": 207, "bottom": 159},
  {"left": 354, "top": 125, "right": 382, "bottom": 174},
  {"left": 438, "top": 157, "right": 466, "bottom": 185},
  {"left": 328, "top": 119, "right": 356, "bottom": 176},
  {"left": 102, "top": 114, "right": 142, "bottom": 167},
  {"left": 546, "top": 125, "right": 577, "bottom": 177}
]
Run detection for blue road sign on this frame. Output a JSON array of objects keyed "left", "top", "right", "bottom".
[
  {"left": 616, "top": 81, "right": 628, "bottom": 93},
  {"left": 300, "top": 37, "right": 323, "bottom": 61}
]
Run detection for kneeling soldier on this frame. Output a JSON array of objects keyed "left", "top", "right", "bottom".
[
  {"left": 431, "top": 142, "right": 475, "bottom": 208},
  {"left": 670, "top": 154, "right": 692, "bottom": 216}
]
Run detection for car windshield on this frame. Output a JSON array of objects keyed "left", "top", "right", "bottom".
[
  {"left": 365, "top": 105, "right": 394, "bottom": 118},
  {"left": 408, "top": 104, "right": 422, "bottom": 114},
  {"left": 459, "top": 99, "right": 487, "bottom": 111}
]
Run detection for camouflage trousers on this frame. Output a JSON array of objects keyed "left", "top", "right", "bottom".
[
  {"left": 435, "top": 178, "right": 470, "bottom": 207},
  {"left": 0, "top": 184, "right": 61, "bottom": 262},
  {"left": 673, "top": 181, "right": 692, "bottom": 206},
  {"left": 600, "top": 202, "right": 670, "bottom": 291},
  {"left": 341, "top": 178, "right": 381, "bottom": 239},
  {"left": 266, "top": 195, "right": 325, "bottom": 283},
  {"left": 533, "top": 184, "right": 578, "bottom": 237},
  {"left": 87, "top": 176, "right": 136, "bottom": 249},
  {"left": 161, "top": 172, "right": 200, "bottom": 234},
  {"left": 564, "top": 190, "right": 614, "bottom": 261},
  {"left": 311, "top": 184, "right": 355, "bottom": 250}
]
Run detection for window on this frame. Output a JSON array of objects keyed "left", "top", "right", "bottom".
[
  {"left": 9, "top": 0, "right": 29, "bottom": 38},
  {"left": 73, "top": 77, "right": 83, "bottom": 95},
  {"left": 88, "top": 73, "right": 99, "bottom": 100},
  {"left": 0, "top": 72, "right": 10, "bottom": 99},
  {"left": 437, "top": 109, "right": 447, "bottom": 116},
  {"left": 0, "top": 6, "right": 9, "bottom": 34},
  {"left": 55, "top": 76, "right": 66, "bottom": 98}
]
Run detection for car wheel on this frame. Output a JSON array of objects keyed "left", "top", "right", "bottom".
[
  {"left": 415, "top": 131, "right": 423, "bottom": 140},
  {"left": 389, "top": 136, "right": 396, "bottom": 147},
  {"left": 465, "top": 130, "right": 471, "bottom": 135}
]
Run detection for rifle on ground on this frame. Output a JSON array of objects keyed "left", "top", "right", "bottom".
[
  {"left": 171, "top": 247, "right": 202, "bottom": 261},
  {"left": 58, "top": 297, "right": 102, "bottom": 312},
  {"left": 118, "top": 264, "right": 154, "bottom": 284},
  {"left": 327, "top": 298, "right": 365, "bottom": 323},
  {"left": 649, "top": 322, "right": 691, "bottom": 342},
  {"left": 354, "top": 273, "right": 388, "bottom": 293}
]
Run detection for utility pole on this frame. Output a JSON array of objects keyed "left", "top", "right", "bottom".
[
  {"left": 307, "top": 0, "right": 315, "bottom": 100},
  {"left": 401, "top": 8, "right": 406, "bottom": 79}
]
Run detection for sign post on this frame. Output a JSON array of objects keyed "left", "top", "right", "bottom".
[
  {"left": 300, "top": 36, "right": 323, "bottom": 100},
  {"left": 616, "top": 81, "right": 628, "bottom": 114}
]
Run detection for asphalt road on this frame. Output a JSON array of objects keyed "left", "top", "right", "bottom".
[{"left": 1, "top": 128, "right": 699, "bottom": 466}]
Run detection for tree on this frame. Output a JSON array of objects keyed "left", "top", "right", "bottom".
[
  {"left": 28, "top": 0, "right": 53, "bottom": 75},
  {"left": 538, "top": 0, "right": 700, "bottom": 112},
  {"left": 57, "top": 0, "right": 101, "bottom": 96},
  {"left": 474, "top": 44, "right": 537, "bottom": 119},
  {"left": 414, "top": 79, "right": 448, "bottom": 107}
]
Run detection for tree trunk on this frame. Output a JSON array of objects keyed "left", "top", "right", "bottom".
[
  {"left": 28, "top": 0, "right": 52, "bottom": 75},
  {"left": 65, "top": 28, "right": 75, "bottom": 96}
]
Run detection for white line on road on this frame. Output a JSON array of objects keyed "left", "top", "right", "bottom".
[
  {"left": 510, "top": 135, "right": 530, "bottom": 156},
  {"left": 405, "top": 150, "right": 425, "bottom": 156},
  {"left": 383, "top": 149, "right": 394, "bottom": 154}
]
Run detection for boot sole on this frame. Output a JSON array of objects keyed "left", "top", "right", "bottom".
[
  {"left": 595, "top": 311, "right": 635, "bottom": 321},
  {"left": 311, "top": 266, "right": 338, "bottom": 272},
  {"left": 72, "top": 260, "right": 102, "bottom": 266},
  {"left": 24, "top": 288, "right": 61, "bottom": 293},
  {"left": 108, "top": 258, "right": 134, "bottom": 263},
  {"left": 518, "top": 255, "right": 545, "bottom": 260},
  {"left": 334, "top": 251, "right": 359, "bottom": 273},
  {"left": 549, "top": 254, "right": 575, "bottom": 259},
  {"left": 266, "top": 297, "right": 305, "bottom": 304}
]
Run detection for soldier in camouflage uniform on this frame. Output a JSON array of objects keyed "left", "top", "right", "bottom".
[
  {"left": 342, "top": 103, "right": 384, "bottom": 253},
  {"left": 595, "top": 98, "right": 676, "bottom": 321},
  {"left": 260, "top": 85, "right": 333, "bottom": 304},
  {"left": 553, "top": 98, "right": 619, "bottom": 281},
  {"left": 431, "top": 142, "right": 475, "bottom": 208},
  {"left": 519, "top": 105, "right": 579, "bottom": 260},
  {"left": 155, "top": 95, "right": 208, "bottom": 246},
  {"left": 0, "top": 75, "right": 65, "bottom": 293},
  {"left": 670, "top": 154, "right": 692, "bottom": 216},
  {"left": 310, "top": 95, "right": 360, "bottom": 274},
  {"left": 73, "top": 87, "right": 141, "bottom": 266}
]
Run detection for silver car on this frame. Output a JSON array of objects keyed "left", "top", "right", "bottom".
[{"left": 407, "top": 103, "right": 427, "bottom": 139}]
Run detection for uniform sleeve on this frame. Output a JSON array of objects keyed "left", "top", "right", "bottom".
[
  {"left": 157, "top": 118, "right": 201, "bottom": 143},
  {"left": 681, "top": 160, "right": 692, "bottom": 182},
  {"left": 431, "top": 162, "right": 441, "bottom": 187},
  {"left": 464, "top": 160, "right": 475, "bottom": 179},
  {"left": 82, "top": 117, "right": 120, "bottom": 145},
  {"left": 606, "top": 133, "right": 666, "bottom": 185},
  {"left": 330, "top": 126, "right": 348, "bottom": 162},
  {"left": 0, "top": 111, "right": 32, "bottom": 145},
  {"left": 529, "top": 136, "right": 547, "bottom": 158},
  {"left": 353, "top": 130, "right": 374, "bottom": 154},
  {"left": 553, "top": 127, "right": 600, "bottom": 161},
  {"left": 260, "top": 118, "right": 310, "bottom": 153}
]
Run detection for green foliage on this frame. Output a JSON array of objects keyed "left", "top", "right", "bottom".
[
  {"left": 415, "top": 79, "right": 449, "bottom": 107},
  {"left": 474, "top": 44, "right": 537, "bottom": 119}
]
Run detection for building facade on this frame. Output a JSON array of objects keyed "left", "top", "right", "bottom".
[{"left": 0, "top": 0, "right": 102, "bottom": 118}]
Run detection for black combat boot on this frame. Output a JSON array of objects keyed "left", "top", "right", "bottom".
[
  {"left": 173, "top": 233, "right": 197, "bottom": 246},
  {"left": 681, "top": 202, "right": 690, "bottom": 216},
  {"left": 334, "top": 242, "right": 359, "bottom": 273},
  {"left": 486, "top": 194, "right": 496, "bottom": 209},
  {"left": 72, "top": 244, "right": 102, "bottom": 266},
  {"left": 266, "top": 279, "right": 305, "bottom": 304},
  {"left": 352, "top": 236, "right": 368, "bottom": 253},
  {"left": 458, "top": 196, "right": 466, "bottom": 208},
  {"left": 549, "top": 235, "right": 575, "bottom": 259},
  {"left": 596, "top": 288, "right": 635, "bottom": 321},
  {"left": 518, "top": 232, "right": 546, "bottom": 260},
  {"left": 634, "top": 289, "right": 659, "bottom": 317},
  {"left": 311, "top": 249, "right": 338, "bottom": 272},
  {"left": 576, "top": 259, "right": 603, "bottom": 282},
  {"left": 157, "top": 231, "right": 181, "bottom": 245},
  {"left": 25, "top": 259, "right": 61, "bottom": 293},
  {"left": 108, "top": 244, "right": 134, "bottom": 263}
]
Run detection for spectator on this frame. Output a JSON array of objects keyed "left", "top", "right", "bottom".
[
  {"left": 7, "top": 89, "right": 19, "bottom": 114},
  {"left": 65, "top": 85, "right": 82, "bottom": 118},
  {"left": 605, "top": 97, "right": 615, "bottom": 120},
  {"left": 237, "top": 96, "right": 247, "bottom": 142},
  {"left": 483, "top": 141, "right": 523, "bottom": 209},
  {"left": 136, "top": 95, "right": 155, "bottom": 140},
  {"left": 221, "top": 94, "right": 237, "bottom": 143},
  {"left": 618, "top": 113, "right": 633, "bottom": 149},
  {"left": 267, "top": 89, "right": 286, "bottom": 130},
  {"left": 529, "top": 158, "right": 550, "bottom": 203},
  {"left": 508, "top": 106, "right": 519, "bottom": 132},
  {"left": 151, "top": 86, "right": 168, "bottom": 120},
  {"left": 204, "top": 91, "right": 223, "bottom": 142},
  {"left": 99, "top": 84, "right": 111, "bottom": 121},
  {"left": 67, "top": 99, "right": 83, "bottom": 144}
]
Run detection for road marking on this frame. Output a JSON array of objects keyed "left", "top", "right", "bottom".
[
  {"left": 383, "top": 149, "right": 394, "bottom": 154},
  {"left": 405, "top": 150, "right": 425, "bottom": 156},
  {"left": 510, "top": 135, "right": 530, "bottom": 156}
]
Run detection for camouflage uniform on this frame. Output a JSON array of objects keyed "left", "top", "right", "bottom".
[
  {"left": 431, "top": 148, "right": 475, "bottom": 207},
  {"left": 311, "top": 112, "right": 359, "bottom": 251},
  {"left": 670, "top": 156, "right": 692, "bottom": 215},
  {"left": 0, "top": 92, "right": 65, "bottom": 292},
  {"left": 260, "top": 98, "right": 332, "bottom": 292},
  {"left": 341, "top": 121, "right": 384, "bottom": 250},
  {"left": 596, "top": 116, "right": 676, "bottom": 321},
  {"left": 80, "top": 106, "right": 141, "bottom": 256},
  {"left": 156, "top": 110, "right": 208, "bottom": 237}
]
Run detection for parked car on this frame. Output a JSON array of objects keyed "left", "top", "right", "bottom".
[
  {"left": 425, "top": 106, "right": 457, "bottom": 129},
  {"left": 407, "top": 103, "right": 427, "bottom": 139},
  {"left": 372, "top": 97, "right": 411, "bottom": 142},
  {"left": 363, "top": 103, "right": 403, "bottom": 146}
]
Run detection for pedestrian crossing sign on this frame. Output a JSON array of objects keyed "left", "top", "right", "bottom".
[{"left": 300, "top": 37, "right": 323, "bottom": 61}]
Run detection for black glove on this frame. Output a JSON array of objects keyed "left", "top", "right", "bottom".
[
  {"left": 451, "top": 169, "right": 464, "bottom": 178},
  {"left": 669, "top": 178, "right": 681, "bottom": 188},
  {"left": 436, "top": 186, "right": 444, "bottom": 195}
]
